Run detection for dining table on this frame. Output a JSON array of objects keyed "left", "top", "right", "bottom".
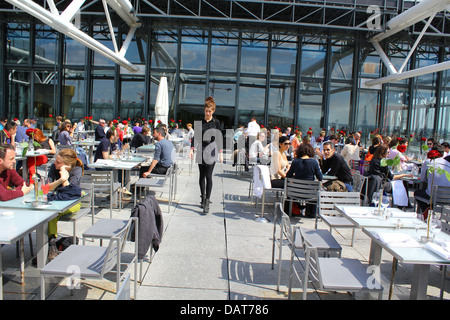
[
  {"left": 88, "top": 157, "right": 145, "bottom": 209},
  {"left": 72, "top": 139, "right": 100, "bottom": 163},
  {"left": 15, "top": 149, "right": 51, "bottom": 182},
  {"left": 0, "top": 192, "right": 86, "bottom": 299},
  {"left": 334, "top": 204, "right": 450, "bottom": 300}
]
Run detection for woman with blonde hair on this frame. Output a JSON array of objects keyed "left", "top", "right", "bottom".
[{"left": 189, "top": 96, "right": 223, "bottom": 214}]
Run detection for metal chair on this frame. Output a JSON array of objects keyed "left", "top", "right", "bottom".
[
  {"left": 133, "top": 164, "right": 176, "bottom": 213},
  {"left": 282, "top": 178, "right": 321, "bottom": 217},
  {"left": 434, "top": 201, "right": 450, "bottom": 299},
  {"left": 80, "top": 170, "right": 121, "bottom": 218},
  {"left": 316, "top": 191, "right": 361, "bottom": 246},
  {"left": 351, "top": 170, "right": 369, "bottom": 205},
  {"left": 40, "top": 217, "right": 138, "bottom": 300},
  {"left": 271, "top": 203, "right": 342, "bottom": 298},
  {"left": 302, "top": 242, "right": 383, "bottom": 300},
  {"left": 59, "top": 184, "right": 95, "bottom": 243},
  {"left": 253, "top": 165, "right": 284, "bottom": 220}
]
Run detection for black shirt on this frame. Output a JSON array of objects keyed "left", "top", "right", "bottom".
[
  {"left": 95, "top": 125, "right": 106, "bottom": 141},
  {"left": 321, "top": 152, "right": 353, "bottom": 184},
  {"left": 368, "top": 157, "right": 394, "bottom": 181},
  {"left": 94, "top": 137, "right": 117, "bottom": 162},
  {"left": 130, "top": 132, "right": 149, "bottom": 149}
]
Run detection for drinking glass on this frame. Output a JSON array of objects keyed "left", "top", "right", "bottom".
[
  {"left": 431, "top": 218, "right": 442, "bottom": 242},
  {"left": 413, "top": 219, "right": 422, "bottom": 240},
  {"left": 131, "top": 147, "right": 136, "bottom": 154},
  {"left": 381, "top": 195, "right": 391, "bottom": 218},
  {"left": 372, "top": 192, "right": 380, "bottom": 211}
]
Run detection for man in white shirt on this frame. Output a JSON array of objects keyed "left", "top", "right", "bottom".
[{"left": 247, "top": 116, "right": 260, "bottom": 137}]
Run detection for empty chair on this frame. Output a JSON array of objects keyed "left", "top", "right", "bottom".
[
  {"left": 253, "top": 165, "right": 284, "bottom": 219},
  {"left": 40, "top": 217, "right": 138, "bottom": 300},
  {"left": 302, "top": 242, "right": 383, "bottom": 300},
  {"left": 282, "top": 178, "right": 321, "bottom": 217},
  {"left": 133, "top": 164, "right": 175, "bottom": 213},
  {"left": 271, "top": 202, "right": 342, "bottom": 298},
  {"left": 59, "top": 184, "right": 95, "bottom": 243},
  {"left": 80, "top": 170, "right": 120, "bottom": 218},
  {"left": 351, "top": 171, "right": 369, "bottom": 205},
  {"left": 316, "top": 191, "right": 361, "bottom": 246}
]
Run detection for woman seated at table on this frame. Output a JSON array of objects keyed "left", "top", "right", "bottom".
[
  {"left": 367, "top": 144, "right": 413, "bottom": 206},
  {"left": 46, "top": 148, "right": 84, "bottom": 241},
  {"left": 340, "top": 136, "right": 360, "bottom": 167},
  {"left": 286, "top": 143, "right": 323, "bottom": 217},
  {"left": 58, "top": 122, "right": 73, "bottom": 146},
  {"left": 269, "top": 136, "right": 291, "bottom": 189},
  {"left": 249, "top": 131, "right": 270, "bottom": 164},
  {"left": 387, "top": 137, "right": 411, "bottom": 171},
  {"left": 26, "top": 128, "right": 57, "bottom": 184}
]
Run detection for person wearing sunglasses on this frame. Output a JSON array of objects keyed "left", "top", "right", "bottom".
[
  {"left": 320, "top": 141, "right": 353, "bottom": 191},
  {"left": 269, "top": 135, "right": 291, "bottom": 188}
]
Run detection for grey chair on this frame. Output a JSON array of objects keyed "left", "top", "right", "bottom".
[
  {"left": 253, "top": 165, "right": 284, "bottom": 219},
  {"left": 302, "top": 242, "right": 384, "bottom": 300},
  {"left": 435, "top": 203, "right": 450, "bottom": 299},
  {"left": 351, "top": 170, "right": 369, "bottom": 205},
  {"left": 133, "top": 164, "right": 176, "bottom": 213},
  {"left": 282, "top": 178, "right": 321, "bottom": 217},
  {"left": 316, "top": 191, "right": 361, "bottom": 246},
  {"left": 59, "top": 184, "right": 95, "bottom": 243},
  {"left": 40, "top": 217, "right": 138, "bottom": 300},
  {"left": 271, "top": 202, "right": 342, "bottom": 298},
  {"left": 81, "top": 170, "right": 120, "bottom": 218}
]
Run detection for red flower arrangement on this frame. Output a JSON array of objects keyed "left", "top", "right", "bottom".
[
  {"left": 427, "top": 150, "right": 442, "bottom": 160},
  {"left": 397, "top": 145, "right": 407, "bottom": 153},
  {"left": 421, "top": 137, "right": 427, "bottom": 142},
  {"left": 26, "top": 128, "right": 38, "bottom": 137}
]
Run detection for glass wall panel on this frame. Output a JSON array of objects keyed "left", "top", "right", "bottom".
[
  {"left": 328, "top": 82, "right": 352, "bottom": 130},
  {"left": 298, "top": 80, "right": 324, "bottom": 132},
  {"left": 151, "top": 29, "right": 178, "bottom": 69},
  {"left": 330, "top": 41, "right": 354, "bottom": 80},
  {"left": 64, "top": 31, "right": 87, "bottom": 65},
  {"left": 356, "top": 90, "right": 380, "bottom": 146},
  {"left": 123, "top": 28, "right": 147, "bottom": 64},
  {"left": 208, "top": 79, "right": 235, "bottom": 107},
  {"left": 6, "top": 70, "right": 30, "bottom": 119},
  {"left": 92, "top": 24, "right": 116, "bottom": 67},
  {"left": 210, "top": 32, "right": 238, "bottom": 73},
  {"left": 238, "top": 81, "right": 265, "bottom": 127},
  {"left": 34, "top": 70, "right": 58, "bottom": 130},
  {"left": 410, "top": 87, "right": 436, "bottom": 139},
  {"left": 120, "top": 79, "right": 145, "bottom": 120},
  {"left": 389, "top": 42, "right": 411, "bottom": 85},
  {"left": 301, "top": 38, "right": 326, "bottom": 78},
  {"left": 415, "top": 45, "right": 439, "bottom": 86},
  {"left": 437, "top": 49, "right": 450, "bottom": 140},
  {"left": 64, "top": 69, "right": 86, "bottom": 122},
  {"left": 268, "top": 79, "right": 295, "bottom": 128},
  {"left": 35, "top": 24, "right": 58, "bottom": 65},
  {"left": 270, "top": 36, "right": 297, "bottom": 76},
  {"left": 6, "top": 22, "right": 30, "bottom": 64},
  {"left": 92, "top": 78, "right": 115, "bottom": 120},
  {"left": 181, "top": 33, "right": 208, "bottom": 71},
  {"left": 384, "top": 86, "right": 408, "bottom": 136},
  {"left": 241, "top": 33, "right": 268, "bottom": 74}
]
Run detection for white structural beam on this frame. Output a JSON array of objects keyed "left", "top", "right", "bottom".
[
  {"left": 366, "top": 0, "right": 450, "bottom": 87},
  {"left": 6, "top": 0, "right": 140, "bottom": 72}
]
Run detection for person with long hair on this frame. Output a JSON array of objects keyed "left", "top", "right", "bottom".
[
  {"left": 189, "top": 96, "right": 223, "bottom": 214},
  {"left": 58, "top": 121, "right": 73, "bottom": 146},
  {"left": 26, "top": 128, "right": 57, "bottom": 184},
  {"left": 46, "top": 148, "right": 84, "bottom": 240},
  {"left": 270, "top": 135, "right": 291, "bottom": 188}
]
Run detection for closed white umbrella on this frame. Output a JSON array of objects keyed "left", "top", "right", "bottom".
[{"left": 154, "top": 76, "right": 169, "bottom": 126}]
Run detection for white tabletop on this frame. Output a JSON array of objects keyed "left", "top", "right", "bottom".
[
  {"left": 88, "top": 159, "right": 143, "bottom": 170},
  {"left": 0, "top": 209, "right": 58, "bottom": 244},
  {"left": 335, "top": 205, "right": 419, "bottom": 229}
]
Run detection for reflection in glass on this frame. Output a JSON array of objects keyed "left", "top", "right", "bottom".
[
  {"left": 121, "top": 80, "right": 145, "bottom": 119},
  {"left": 92, "top": 25, "right": 115, "bottom": 67},
  {"left": 410, "top": 87, "right": 435, "bottom": 139},
  {"left": 34, "top": 71, "right": 58, "bottom": 130},
  {"left": 271, "top": 38, "right": 297, "bottom": 76},
  {"left": 241, "top": 34, "right": 268, "bottom": 74},
  {"left": 356, "top": 90, "right": 380, "bottom": 146},
  {"left": 268, "top": 80, "right": 294, "bottom": 127},
  {"left": 211, "top": 33, "right": 238, "bottom": 72},
  {"left": 7, "top": 70, "right": 30, "bottom": 119},
  {"left": 208, "top": 81, "right": 235, "bottom": 106},
  {"left": 301, "top": 40, "right": 326, "bottom": 78},
  {"left": 330, "top": 43, "right": 354, "bottom": 80},
  {"left": 92, "top": 78, "right": 114, "bottom": 120},
  {"left": 151, "top": 29, "right": 178, "bottom": 69},
  {"left": 6, "top": 22, "right": 30, "bottom": 64},
  {"left": 64, "top": 70, "right": 86, "bottom": 121},
  {"left": 181, "top": 35, "right": 207, "bottom": 71},
  {"left": 65, "top": 34, "right": 86, "bottom": 65},
  {"left": 298, "top": 80, "right": 324, "bottom": 131},
  {"left": 328, "top": 83, "right": 351, "bottom": 130},
  {"left": 35, "top": 24, "right": 58, "bottom": 64},
  {"left": 384, "top": 86, "right": 408, "bottom": 136}
]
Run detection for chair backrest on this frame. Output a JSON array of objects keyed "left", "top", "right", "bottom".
[
  {"left": 436, "top": 204, "right": 450, "bottom": 235},
  {"left": 284, "top": 178, "right": 321, "bottom": 204},
  {"left": 80, "top": 184, "right": 94, "bottom": 212},
  {"left": 363, "top": 160, "right": 370, "bottom": 174},
  {"left": 349, "top": 159, "right": 359, "bottom": 170},
  {"left": 100, "top": 218, "right": 134, "bottom": 276},
  {"left": 80, "top": 170, "right": 114, "bottom": 192},
  {"left": 432, "top": 185, "right": 450, "bottom": 208},
  {"left": 319, "top": 191, "right": 361, "bottom": 216},
  {"left": 304, "top": 243, "right": 321, "bottom": 285}
]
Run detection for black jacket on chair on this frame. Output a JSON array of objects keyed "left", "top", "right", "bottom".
[{"left": 130, "top": 195, "right": 164, "bottom": 259}]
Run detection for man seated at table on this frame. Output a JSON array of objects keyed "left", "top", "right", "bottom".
[
  {"left": 320, "top": 141, "right": 353, "bottom": 191},
  {"left": 141, "top": 127, "right": 174, "bottom": 178},
  {"left": 130, "top": 126, "right": 150, "bottom": 149},
  {"left": 94, "top": 128, "right": 119, "bottom": 162},
  {"left": 414, "top": 144, "right": 450, "bottom": 213},
  {"left": 0, "top": 144, "right": 33, "bottom": 201},
  {"left": 0, "top": 120, "right": 18, "bottom": 148},
  {"left": 316, "top": 134, "right": 339, "bottom": 159},
  {"left": 94, "top": 119, "right": 107, "bottom": 141}
]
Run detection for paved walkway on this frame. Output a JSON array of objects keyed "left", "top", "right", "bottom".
[{"left": 1, "top": 154, "right": 449, "bottom": 300}]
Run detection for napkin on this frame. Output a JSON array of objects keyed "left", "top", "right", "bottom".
[
  {"left": 375, "top": 232, "right": 422, "bottom": 247},
  {"left": 389, "top": 211, "right": 417, "bottom": 218},
  {"left": 425, "top": 241, "right": 450, "bottom": 260}
]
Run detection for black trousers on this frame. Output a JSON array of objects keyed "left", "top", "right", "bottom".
[
  {"left": 139, "top": 162, "right": 169, "bottom": 178},
  {"left": 199, "top": 162, "right": 215, "bottom": 199}
]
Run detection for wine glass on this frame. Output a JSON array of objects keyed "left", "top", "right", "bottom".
[
  {"left": 381, "top": 195, "right": 391, "bottom": 218},
  {"left": 413, "top": 219, "right": 422, "bottom": 240},
  {"left": 431, "top": 217, "right": 442, "bottom": 242},
  {"left": 372, "top": 192, "right": 380, "bottom": 213},
  {"left": 131, "top": 147, "right": 136, "bottom": 154}
]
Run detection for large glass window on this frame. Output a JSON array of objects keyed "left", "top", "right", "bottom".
[
  {"left": 64, "top": 69, "right": 86, "bottom": 121},
  {"left": 241, "top": 33, "right": 268, "bottom": 74},
  {"left": 92, "top": 24, "right": 116, "bottom": 67},
  {"left": 35, "top": 24, "right": 58, "bottom": 65},
  {"left": 6, "top": 70, "right": 31, "bottom": 119},
  {"left": 238, "top": 78, "right": 265, "bottom": 126},
  {"left": 270, "top": 36, "right": 297, "bottom": 76},
  {"left": 298, "top": 80, "right": 324, "bottom": 132},
  {"left": 120, "top": 78, "right": 145, "bottom": 120},
  {"left": 6, "top": 22, "right": 30, "bottom": 64},
  {"left": 34, "top": 70, "right": 58, "bottom": 130},
  {"left": 356, "top": 90, "right": 381, "bottom": 145},
  {"left": 384, "top": 86, "right": 409, "bottom": 136},
  {"left": 330, "top": 41, "right": 354, "bottom": 81},
  {"left": 92, "top": 77, "right": 115, "bottom": 120},
  {"left": 328, "top": 83, "right": 352, "bottom": 130},
  {"left": 151, "top": 29, "right": 178, "bottom": 69},
  {"left": 210, "top": 31, "right": 238, "bottom": 73},
  {"left": 181, "top": 32, "right": 208, "bottom": 71},
  {"left": 64, "top": 31, "right": 87, "bottom": 65},
  {"left": 301, "top": 38, "right": 326, "bottom": 78},
  {"left": 268, "top": 78, "right": 295, "bottom": 128}
]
